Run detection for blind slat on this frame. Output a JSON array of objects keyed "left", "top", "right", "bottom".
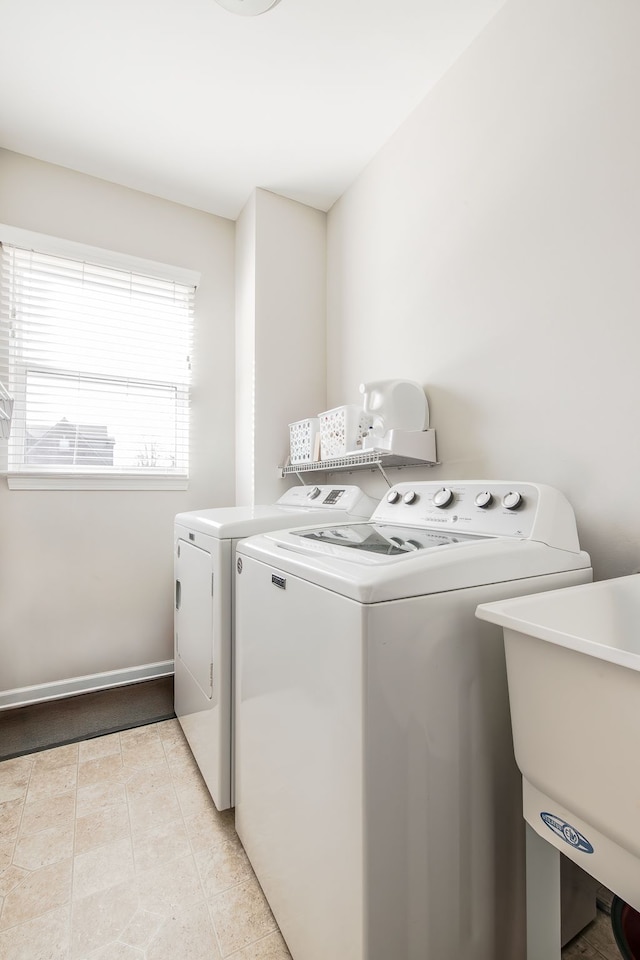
[{"left": 1, "top": 242, "right": 195, "bottom": 477}]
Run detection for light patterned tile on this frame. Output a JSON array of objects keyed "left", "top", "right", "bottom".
[
  {"left": 124, "top": 762, "right": 173, "bottom": 803},
  {"left": 0, "top": 864, "right": 30, "bottom": 899},
  {"left": 80, "top": 942, "right": 144, "bottom": 959},
  {"left": 185, "top": 808, "right": 237, "bottom": 855},
  {"left": 161, "top": 736, "right": 195, "bottom": 765},
  {"left": 121, "top": 738, "right": 167, "bottom": 772},
  {"left": 175, "top": 777, "right": 216, "bottom": 821},
  {"left": 72, "top": 837, "right": 135, "bottom": 902},
  {"left": 562, "top": 909, "right": 619, "bottom": 959},
  {"left": 26, "top": 763, "right": 77, "bottom": 804},
  {"left": 120, "top": 906, "right": 165, "bottom": 949},
  {"left": 119, "top": 726, "right": 161, "bottom": 749},
  {"left": 0, "top": 903, "right": 71, "bottom": 960},
  {"left": 0, "top": 764, "right": 31, "bottom": 805},
  {"left": 0, "top": 722, "right": 295, "bottom": 960},
  {"left": 0, "top": 799, "right": 24, "bottom": 841},
  {"left": 0, "top": 858, "right": 72, "bottom": 930},
  {"left": 120, "top": 727, "right": 166, "bottom": 773},
  {"left": 0, "top": 757, "right": 34, "bottom": 781},
  {"left": 167, "top": 756, "right": 204, "bottom": 792},
  {"left": 78, "top": 733, "right": 121, "bottom": 764},
  {"left": 208, "top": 877, "right": 278, "bottom": 957},
  {"left": 13, "top": 820, "right": 75, "bottom": 870},
  {"left": 19, "top": 791, "right": 75, "bottom": 837},
  {"left": 32, "top": 743, "right": 79, "bottom": 772},
  {"left": 131, "top": 818, "right": 190, "bottom": 874},
  {"left": 0, "top": 840, "right": 14, "bottom": 872},
  {"left": 155, "top": 719, "right": 184, "bottom": 743},
  {"left": 146, "top": 900, "right": 222, "bottom": 960},
  {"left": 196, "top": 837, "right": 253, "bottom": 899},
  {"left": 581, "top": 910, "right": 620, "bottom": 956},
  {"left": 74, "top": 803, "right": 130, "bottom": 855},
  {"left": 70, "top": 879, "right": 138, "bottom": 959},
  {"left": 136, "top": 852, "right": 205, "bottom": 915},
  {"left": 165, "top": 745, "right": 199, "bottom": 773},
  {"left": 76, "top": 780, "right": 127, "bottom": 819},
  {"left": 77, "top": 754, "right": 129, "bottom": 789},
  {"left": 127, "top": 785, "right": 182, "bottom": 839},
  {"left": 561, "top": 938, "right": 604, "bottom": 958},
  {"left": 0, "top": 783, "right": 28, "bottom": 805},
  {"left": 227, "top": 931, "right": 293, "bottom": 960}
]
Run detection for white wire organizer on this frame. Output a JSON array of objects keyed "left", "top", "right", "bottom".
[{"left": 280, "top": 430, "right": 438, "bottom": 486}]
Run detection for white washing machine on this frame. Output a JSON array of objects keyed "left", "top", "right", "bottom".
[
  {"left": 234, "top": 480, "right": 593, "bottom": 960},
  {"left": 173, "top": 484, "right": 377, "bottom": 811}
]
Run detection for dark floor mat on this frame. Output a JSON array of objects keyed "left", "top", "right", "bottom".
[{"left": 0, "top": 675, "right": 175, "bottom": 761}]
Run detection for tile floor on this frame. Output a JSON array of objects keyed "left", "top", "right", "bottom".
[
  {"left": 0, "top": 719, "right": 292, "bottom": 960},
  {"left": 0, "top": 717, "right": 624, "bottom": 960},
  {"left": 562, "top": 908, "right": 622, "bottom": 960}
]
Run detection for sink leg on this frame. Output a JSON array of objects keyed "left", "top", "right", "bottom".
[{"left": 526, "top": 823, "right": 562, "bottom": 960}]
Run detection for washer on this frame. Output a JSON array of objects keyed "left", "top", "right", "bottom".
[
  {"left": 173, "top": 484, "right": 377, "bottom": 811},
  {"left": 234, "top": 480, "right": 592, "bottom": 960}
]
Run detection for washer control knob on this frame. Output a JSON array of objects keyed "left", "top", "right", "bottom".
[
  {"left": 386, "top": 490, "right": 401, "bottom": 504},
  {"left": 474, "top": 491, "right": 493, "bottom": 509},
  {"left": 403, "top": 490, "right": 419, "bottom": 505},
  {"left": 433, "top": 487, "right": 454, "bottom": 508},
  {"left": 503, "top": 491, "right": 523, "bottom": 510},
  {"left": 307, "top": 486, "right": 322, "bottom": 500}
]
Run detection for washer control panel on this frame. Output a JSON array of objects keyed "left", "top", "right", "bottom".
[{"left": 372, "top": 481, "right": 579, "bottom": 550}]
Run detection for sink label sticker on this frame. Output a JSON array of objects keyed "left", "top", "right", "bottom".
[{"left": 540, "top": 813, "right": 594, "bottom": 854}]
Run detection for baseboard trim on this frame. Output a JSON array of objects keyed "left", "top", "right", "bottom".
[{"left": 0, "top": 661, "right": 175, "bottom": 711}]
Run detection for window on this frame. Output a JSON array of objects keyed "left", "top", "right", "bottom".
[{"left": 0, "top": 234, "right": 197, "bottom": 489}]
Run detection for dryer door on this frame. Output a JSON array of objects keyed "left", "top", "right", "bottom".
[{"left": 175, "top": 538, "right": 214, "bottom": 699}]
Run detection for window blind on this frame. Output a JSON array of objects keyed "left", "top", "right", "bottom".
[{"left": 0, "top": 242, "right": 195, "bottom": 481}]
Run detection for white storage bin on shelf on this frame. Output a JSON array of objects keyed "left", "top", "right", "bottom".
[
  {"left": 318, "top": 404, "right": 372, "bottom": 460},
  {"left": 289, "top": 417, "right": 320, "bottom": 464}
]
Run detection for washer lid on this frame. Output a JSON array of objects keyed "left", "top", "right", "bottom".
[
  {"left": 238, "top": 530, "right": 591, "bottom": 603},
  {"left": 292, "top": 522, "right": 489, "bottom": 556},
  {"left": 174, "top": 503, "right": 376, "bottom": 540}
]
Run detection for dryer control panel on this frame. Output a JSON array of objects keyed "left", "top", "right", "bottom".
[
  {"left": 277, "top": 484, "right": 377, "bottom": 514},
  {"left": 372, "top": 481, "right": 581, "bottom": 553}
]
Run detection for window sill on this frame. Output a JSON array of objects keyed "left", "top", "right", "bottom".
[{"left": 6, "top": 473, "right": 189, "bottom": 491}]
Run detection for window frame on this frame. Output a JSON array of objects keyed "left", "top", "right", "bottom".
[{"left": 0, "top": 224, "right": 200, "bottom": 491}]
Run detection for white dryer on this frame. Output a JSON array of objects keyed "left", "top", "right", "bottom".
[
  {"left": 234, "top": 481, "right": 593, "bottom": 960},
  {"left": 173, "top": 484, "right": 377, "bottom": 811}
]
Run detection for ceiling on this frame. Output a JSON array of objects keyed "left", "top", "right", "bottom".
[{"left": 0, "top": 0, "right": 506, "bottom": 221}]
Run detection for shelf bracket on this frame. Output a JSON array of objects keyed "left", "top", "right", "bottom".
[{"left": 376, "top": 462, "right": 392, "bottom": 488}]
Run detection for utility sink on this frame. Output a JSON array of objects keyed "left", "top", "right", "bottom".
[{"left": 476, "top": 574, "right": 640, "bottom": 914}]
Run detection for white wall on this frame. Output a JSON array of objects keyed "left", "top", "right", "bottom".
[
  {"left": 235, "top": 192, "right": 258, "bottom": 505},
  {"left": 236, "top": 188, "right": 327, "bottom": 504},
  {"left": 327, "top": 0, "right": 640, "bottom": 580},
  {"left": 0, "top": 150, "right": 236, "bottom": 695}
]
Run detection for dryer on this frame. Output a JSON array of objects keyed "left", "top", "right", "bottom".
[
  {"left": 234, "top": 480, "right": 592, "bottom": 960},
  {"left": 173, "top": 484, "right": 377, "bottom": 811}
]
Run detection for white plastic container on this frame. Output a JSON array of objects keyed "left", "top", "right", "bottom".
[
  {"left": 359, "top": 379, "right": 429, "bottom": 438},
  {"left": 476, "top": 575, "right": 640, "bottom": 914},
  {"left": 318, "top": 405, "right": 372, "bottom": 460},
  {"left": 289, "top": 417, "right": 320, "bottom": 464}
]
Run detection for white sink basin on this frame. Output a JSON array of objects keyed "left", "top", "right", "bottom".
[{"left": 476, "top": 574, "right": 640, "bottom": 913}]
